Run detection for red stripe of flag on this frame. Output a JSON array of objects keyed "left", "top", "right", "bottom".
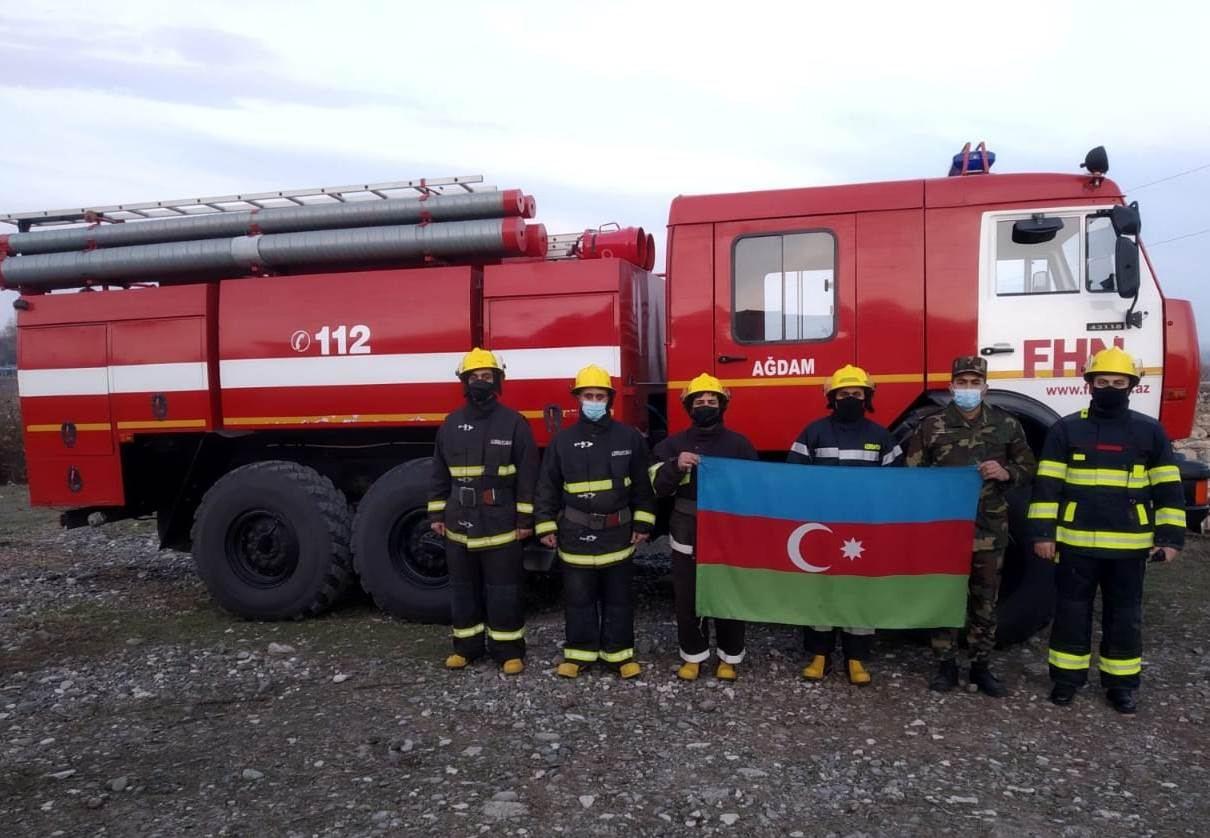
[{"left": 697, "top": 510, "right": 975, "bottom": 577}]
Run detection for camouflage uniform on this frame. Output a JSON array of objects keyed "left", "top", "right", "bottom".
[{"left": 904, "top": 356, "right": 1037, "bottom": 662}]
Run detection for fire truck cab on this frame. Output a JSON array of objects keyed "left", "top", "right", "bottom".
[{"left": 661, "top": 145, "right": 1203, "bottom": 637}]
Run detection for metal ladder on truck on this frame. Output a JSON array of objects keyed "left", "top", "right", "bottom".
[{"left": 0, "top": 175, "right": 491, "bottom": 232}]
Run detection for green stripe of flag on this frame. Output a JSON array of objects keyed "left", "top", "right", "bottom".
[{"left": 695, "top": 565, "right": 969, "bottom": 629}]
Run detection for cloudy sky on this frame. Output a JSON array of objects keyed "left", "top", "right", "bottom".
[{"left": 1, "top": 1, "right": 1207, "bottom": 335}]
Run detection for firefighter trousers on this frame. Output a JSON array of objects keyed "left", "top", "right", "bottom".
[
  {"left": 1048, "top": 552, "right": 1145, "bottom": 690},
  {"left": 932, "top": 548, "right": 1002, "bottom": 663},
  {"left": 447, "top": 540, "right": 526, "bottom": 662},
  {"left": 672, "top": 554, "right": 746, "bottom": 663},
  {"left": 562, "top": 559, "right": 635, "bottom": 667},
  {"left": 803, "top": 626, "right": 873, "bottom": 660}
]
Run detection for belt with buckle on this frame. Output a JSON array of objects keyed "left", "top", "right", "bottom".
[{"left": 562, "top": 506, "right": 632, "bottom": 530}]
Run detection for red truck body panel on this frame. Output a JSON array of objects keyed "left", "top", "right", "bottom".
[
  {"left": 217, "top": 266, "right": 479, "bottom": 431},
  {"left": 18, "top": 284, "right": 216, "bottom": 506},
  {"left": 483, "top": 258, "right": 663, "bottom": 444},
  {"left": 1159, "top": 297, "right": 1200, "bottom": 441}
]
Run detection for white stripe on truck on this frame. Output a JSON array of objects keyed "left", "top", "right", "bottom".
[
  {"left": 109, "top": 362, "right": 209, "bottom": 393},
  {"left": 219, "top": 345, "right": 622, "bottom": 390},
  {"left": 17, "top": 347, "right": 622, "bottom": 396},
  {"left": 19, "top": 363, "right": 209, "bottom": 397}
]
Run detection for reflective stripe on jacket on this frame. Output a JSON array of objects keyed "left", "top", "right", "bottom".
[
  {"left": 535, "top": 415, "right": 656, "bottom": 560},
  {"left": 1028, "top": 407, "right": 1185, "bottom": 557},
  {"left": 786, "top": 415, "right": 902, "bottom": 468},
  {"left": 428, "top": 401, "right": 538, "bottom": 550}
]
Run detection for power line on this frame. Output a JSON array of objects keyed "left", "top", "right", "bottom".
[
  {"left": 1128, "top": 163, "right": 1210, "bottom": 192},
  {"left": 1146, "top": 227, "right": 1210, "bottom": 248}
]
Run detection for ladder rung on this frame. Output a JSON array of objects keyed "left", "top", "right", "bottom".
[{"left": 1, "top": 175, "right": 490, "bottom": 228}]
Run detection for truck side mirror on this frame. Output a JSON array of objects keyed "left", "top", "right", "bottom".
[
  {"left": 1110, "top": 201, "right": 1141, "bottom": 237},
  {"left": 1115, "top": 237, "right": 1140, "bottom": 299},
  {"left": 1012, "top": 216, "right": 1064, "bottom": 244}
]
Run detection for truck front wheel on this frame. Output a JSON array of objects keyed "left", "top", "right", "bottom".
[
  {"left": 352, "top": 460, "right": 451, "bottom": 622},
  {"left": 994, "top": 485, "right": 1056, "bottom": 645},
  {"left": 191, "top": 461, "right": 353, "bottom": 619}
]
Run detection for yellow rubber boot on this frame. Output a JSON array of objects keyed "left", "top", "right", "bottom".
[
  {"left": 715, "top": 662, "right": 737, "bottom": 681},
  {"left": 847, "top": 659, "right": 872, "bottom": 686},
  {"left": 556, "top": 662, "right": 581, "bottom": 679},
  {"left": 801, "top": 654, "right": 829, "bottom": 681},
  {"left": 619, "top": 661, "right": 642, "bottom": 679},
  {"left": 501, "top": 658, "right": 524, "bottom": 676},
  {"left": 445, "top": 653, "right": 469, "bottom": 670},
  {"left": 677, "top": 661, "right": 701, "bottom": 681}
]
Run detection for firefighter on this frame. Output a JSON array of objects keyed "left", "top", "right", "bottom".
[
  {"left": 786, "top": 364, "right": 901, "bottom": 685},
  {"left": 428, "top": 348, "right": 538, "bottom": 675},
  {"left": 535, "top": 364, "right": 656, "bottom": 679},
  {"left": 905, "top": 356, "right": 1036, "bottom": 696},
  {"left": 1030, "top": 347, "right": 1184, "bottom": 714},
  {"left": 651, "top": 373, "right": 758, "bottom": 681}
]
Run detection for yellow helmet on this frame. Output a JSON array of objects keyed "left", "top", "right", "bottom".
[
  {"left": 824, "top": 364, "right": 875, "bottom": 395},
  {"left": 456, "top": 347, "right": 504, "bottom": 377},
  {"left": 681, "top": 372, "right": 730, "bottom": 404},
  {"left": 571, "top": 364, "right": 615, "bottom": 393},
  {"left": 1083, "top": 347, "right": 1141, "bottom": 383}
]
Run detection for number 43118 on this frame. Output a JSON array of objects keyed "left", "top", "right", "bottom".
[{"left": 315, "top": 324, "right": 371, "bottom": 355}]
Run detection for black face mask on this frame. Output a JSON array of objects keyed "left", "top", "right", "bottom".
[
  {"left": 466, "top": 379, "right": 497, "bottom": 405},
  {"left": 833, "top": 397, "right": 865, "bottom": 423},
  {"left": 1091, "top": 385, "right": 1130, "bottom": 412},
  {"left": 690, "top": 406, "right": 722, "bottom": 427}
]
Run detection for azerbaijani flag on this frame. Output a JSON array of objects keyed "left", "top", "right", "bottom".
[{"left": 695, "top": 457, "right": 983, "bottom": 628}]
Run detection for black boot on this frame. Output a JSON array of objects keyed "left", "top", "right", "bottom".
[
  {"left": 929, "top": 659, "right": 959, "bottom": 692},
  {"left": 1049, "top": 683, "right": 1077, "bottom": 706},
  {"left": 969, "top": 661, "right": 1008, "bottom": 698},
  {"left": 1106, "top": 688, "right": 1137, "bottom": 715}
]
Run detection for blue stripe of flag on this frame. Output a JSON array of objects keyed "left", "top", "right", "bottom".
[{"left": 697, "top": 456, "right": 982, "bottom": 525}]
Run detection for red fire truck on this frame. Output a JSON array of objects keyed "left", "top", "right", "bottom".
[{"left": 3, "top": 146, "right": 1203, "bottom": 640}]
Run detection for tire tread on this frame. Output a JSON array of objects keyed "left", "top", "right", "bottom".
[{"left": 191, "top": 460, "right": 352, "bottom": 619}]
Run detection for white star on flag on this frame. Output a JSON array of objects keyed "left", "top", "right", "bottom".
[{"left": 840, "top": 538, "right": 865, "bottom": 560}]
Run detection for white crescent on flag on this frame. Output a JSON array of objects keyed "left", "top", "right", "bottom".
[{"left": 786, "top": 522, "right": 833, "bottom": 573}]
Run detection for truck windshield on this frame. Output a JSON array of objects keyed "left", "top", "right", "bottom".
[
  {"left": 994, "top": 217, "right": 1080, "bottom": 295},
  {"left": 993, "top": 212, "right": 1122, "bottom": 297}
]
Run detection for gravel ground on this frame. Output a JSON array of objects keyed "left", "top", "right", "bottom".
[{"left": 1, "top": 486, "right": 1208, "bottom": 837}]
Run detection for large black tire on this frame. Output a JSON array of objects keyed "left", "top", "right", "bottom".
[
  {"left": 191, "top": 461, "right": 352, "bottom": 619},
  {"left": 352, "top": 459, "right": 451, "bottom": 622},
  {"left": 994, "top": 485, "right": 1056, "bottom": 645}
]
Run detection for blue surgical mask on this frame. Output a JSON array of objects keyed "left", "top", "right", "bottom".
[
  {"left": 581, "top": 400, "right": 608, "bottom": 421},
  {"left": 952, "top": 388, "right": 983, "bottom": 411}
]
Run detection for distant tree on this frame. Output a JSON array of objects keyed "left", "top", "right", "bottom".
[{"left": 0, "top": 319, "right": 15, "bottom": 367}]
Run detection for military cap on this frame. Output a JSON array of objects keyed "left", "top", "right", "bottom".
[{"left": 951, "top": 355, "right": 987, "bottom": 379}]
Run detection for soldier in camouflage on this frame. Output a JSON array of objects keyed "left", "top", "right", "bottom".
[{"left": 905, "top": 355, "right": 1036, "bottom": 696}]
